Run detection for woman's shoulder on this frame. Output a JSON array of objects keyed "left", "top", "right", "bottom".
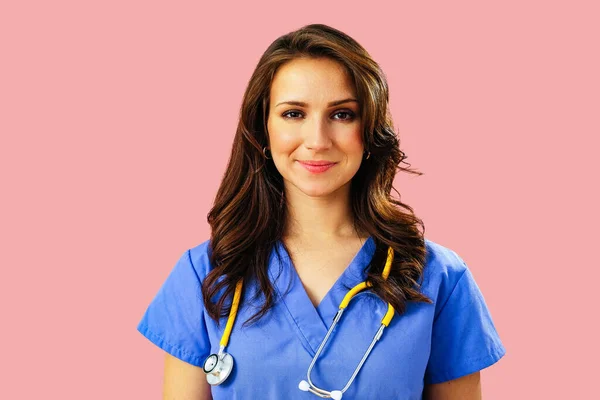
[
  {"left": 183, "top": 238, "right": 213, "bottom": 282},
  {"left": 420, "top": 237, "right": 472, "bottom": 300},
  {"left": 423, "top": 237, "right": 469, "bottom": 276}
]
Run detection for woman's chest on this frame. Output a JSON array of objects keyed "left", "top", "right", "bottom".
[{"left": 206, "top": 293, "right": 434, "bottom": 400}]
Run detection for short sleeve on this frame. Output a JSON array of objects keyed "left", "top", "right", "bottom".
[
  {"left": 136, "top": 249, "right": 210, "bottom": 367},
  {"left": 424, "top": 266, "right": 506, "bottom": 384}
]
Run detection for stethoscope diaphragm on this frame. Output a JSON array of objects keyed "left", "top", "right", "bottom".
[{"left": 203, "top": 352, "right": 234, "bottom": 386}]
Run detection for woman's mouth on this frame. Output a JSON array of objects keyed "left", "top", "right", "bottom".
[{"left": 297, "top": 160, "right": 337, "bottom": 173}]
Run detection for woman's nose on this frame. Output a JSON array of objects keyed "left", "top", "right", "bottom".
[{"left": 303, "top": 117, "right": 332, "bottom": 150}]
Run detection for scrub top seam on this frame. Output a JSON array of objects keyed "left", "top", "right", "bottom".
[
  {"left": 432, "top": 268, "right": 467, "bottom": 324},
  {"left": 137, "top": 321, "right": 204, "bottom": 366},
  {"left": 185, "top": 248, "right": 204, "bottom": 285},
  {"left": 426, "top": 341, "right": 506, "bottom": 384}
]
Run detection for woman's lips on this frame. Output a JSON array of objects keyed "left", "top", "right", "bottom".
[{"left": 297, "top": 161, "right": 337, "bottom": 173}]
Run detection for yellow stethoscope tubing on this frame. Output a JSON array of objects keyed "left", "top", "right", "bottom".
[
  {"left": 219, "top": 279, "right": 244, "bottom": 348},
  {"left": 338, "top": 246, "right": 395, "bottom": 326},
  {"left": 302, "top": 245, "right": 396, "bottom": 398}
]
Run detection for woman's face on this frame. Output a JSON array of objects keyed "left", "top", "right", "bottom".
[{"left": 266, "top": 57, "right": 364, "bottom": 198}]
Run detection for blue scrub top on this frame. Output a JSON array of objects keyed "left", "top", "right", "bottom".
[{"left": 137, "top": 237, "right": 505, "bottom": 399}]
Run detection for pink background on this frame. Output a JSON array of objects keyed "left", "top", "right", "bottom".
[{"left": 1, "top": 0, "right": 598, "bottom": 398}]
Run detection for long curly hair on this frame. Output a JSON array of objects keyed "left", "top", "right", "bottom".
[{"left": 204, "top": 23, "right": 432, "bottom": 326}]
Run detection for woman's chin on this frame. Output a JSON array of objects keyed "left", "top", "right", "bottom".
[{"left": 296, "top": 183, "right": 341, "bottom": 198}]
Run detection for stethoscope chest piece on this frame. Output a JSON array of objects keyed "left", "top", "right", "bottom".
[{"left": 203, "top": 352, "right": 234, "bottom": 386}]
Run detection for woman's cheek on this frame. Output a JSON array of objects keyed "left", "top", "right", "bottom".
[{"left": 271, "top": 130, "right": 301, "bottom": 156}]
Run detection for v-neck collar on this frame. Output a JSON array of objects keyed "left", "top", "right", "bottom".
[{"left": 268, "top": 236, "right": 376, "bottom": 356}]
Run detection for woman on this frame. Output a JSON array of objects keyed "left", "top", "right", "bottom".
[{"left": 137, "top": 24, "right": 505, "bottom": 399}]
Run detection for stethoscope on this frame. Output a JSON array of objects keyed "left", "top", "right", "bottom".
[
  {"left": 202, "top": 279, "right": 243, "bottom": 385},
  {"left": 202, "top": 246, "right": 396, "bottom": 400}
]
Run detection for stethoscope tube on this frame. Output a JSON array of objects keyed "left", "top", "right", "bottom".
[
  {"left": 298, "top": 301, "right": 393, "bottom": 399},
  {"left": 298, "top": 247, "right": 396, "bottom": 399},
  {"left": 203, "top": 244, "right": 397, "bottom": 398}
]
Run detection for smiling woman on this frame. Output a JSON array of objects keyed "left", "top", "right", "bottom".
[
  {"left": 137, "top": 23, "right": 505, "bottom": 400},
  {"left": 267, "top": 57, "right": 364, "bottom": 199}
]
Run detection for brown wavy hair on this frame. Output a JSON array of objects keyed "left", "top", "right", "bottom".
[{"left": 203, "top": 23, "right": 432, "bottom": 326}]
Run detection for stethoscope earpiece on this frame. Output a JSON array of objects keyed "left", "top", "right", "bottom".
[
  {"left": 299, "top": 379, "right": 343, "bottom": 399},
  {"left": 330, "top": 390, "right": 343, "bottom": 400},
  {"left": 298, "top": 380, "right": 310, "bottom": 391}
]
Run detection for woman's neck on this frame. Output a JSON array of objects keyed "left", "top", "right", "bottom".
[{"left": 282, "top": 183, "right": 367, "bottom": 242}]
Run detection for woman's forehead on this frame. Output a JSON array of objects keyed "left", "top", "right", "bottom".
[{"left": 269, "top": 58, "right": 357, "bottom": 107}]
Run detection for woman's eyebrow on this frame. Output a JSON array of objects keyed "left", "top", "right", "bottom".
[{"left": 275, "top": 98, "right": 358, "bottom": 108}]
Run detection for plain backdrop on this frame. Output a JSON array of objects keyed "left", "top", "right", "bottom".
[{"left": 1, "top": 1, "right": 598, "bottom": 398}]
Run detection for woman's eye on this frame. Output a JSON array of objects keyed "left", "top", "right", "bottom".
[
  {"left": 282, "top": 111, "right": 303, "bottom": 119},
  {"left": 333, "top": 111, "right": 355, "bottom": 121}
]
